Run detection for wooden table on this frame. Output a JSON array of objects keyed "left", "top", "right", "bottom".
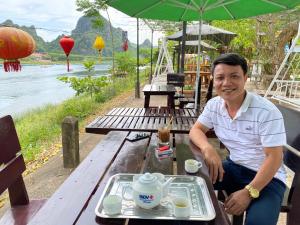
[
  {"left": 85, "top": 107, "right": 216, "bottom": 137},
  {"left": 28, "top": 131, "right": 230, "bottom": 225},
  {"left": 142, "top": 84, "right": 176, "bottom": 109}
]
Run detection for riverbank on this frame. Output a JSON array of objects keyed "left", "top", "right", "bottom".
[{"left": 0, "top": 88, "right": 144, "bottom": 214}]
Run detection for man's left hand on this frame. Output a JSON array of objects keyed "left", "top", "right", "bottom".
[{"left": 224, "top": 189, "right": 252, "bottom": 215}]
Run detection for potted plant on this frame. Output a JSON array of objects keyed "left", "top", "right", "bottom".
[{"left": 182, "top": 85, "right": 195, "bottom": 98}]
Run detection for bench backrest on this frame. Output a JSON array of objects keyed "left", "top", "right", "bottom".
[
  {"left": 0, "top": 115, "right": 29, "bottom": 206},
  {"left": 276, "top": 104, "right": 300, "bottom": 225},
  {"left": 167, "top": 73, "right": 185, "bottom": 88},
  {"left": 276, "top": 104, "right": 300, "bottom": 171}
]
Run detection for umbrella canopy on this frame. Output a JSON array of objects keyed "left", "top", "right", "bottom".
[
  {"left": 167, "top": 24, "right": 236, "bottom": 45},
  {"left": 106, "top": 0, "right": 300, "bottom": 22},
  {"left": 106, "top": 0, "right": 300, "bottom": 110}
]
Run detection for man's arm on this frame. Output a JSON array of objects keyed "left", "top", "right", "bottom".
[
  {"left": 224, "top": 146, "right": 283, "bottom": 215},
  {"left": 189, "top": 121, "right": 224, "bottom": 183}
]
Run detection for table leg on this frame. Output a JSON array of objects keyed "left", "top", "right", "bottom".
[{"left": 144, "top": 94, "right": 150, "bottom": 108}]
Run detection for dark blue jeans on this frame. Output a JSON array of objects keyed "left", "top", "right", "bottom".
[{"left": 214, "top": 158, "right": 286, "bottom": 225}]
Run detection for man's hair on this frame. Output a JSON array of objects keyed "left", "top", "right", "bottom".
[{"left": 211, "top": 53, "right": 248, "bottom": 75}]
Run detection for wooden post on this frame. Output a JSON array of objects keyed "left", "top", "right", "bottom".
[
  {"left": 180, "top": 21, "right": 187, "bottom": 73},
  {"left": 62, "top": 116, "right": 79, "bottom": 168}
]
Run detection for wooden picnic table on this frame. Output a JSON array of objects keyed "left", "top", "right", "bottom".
[
  {"left": 143, "top": 84, "right": 176, "bottom": 108},
  {"left": 28, "top": 131, "right": 230, "bottom": 225},
  {"left": 85, "top": 107, "right": 215, "bottom": 137}
]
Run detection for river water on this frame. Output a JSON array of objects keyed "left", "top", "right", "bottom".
[{"left": 0, "top": 63, "right": 111, "bottom": 118}]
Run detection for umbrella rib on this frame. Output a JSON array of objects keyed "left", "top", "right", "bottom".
[
  {"left": 167, "top": 0, "right": 199, "bottom": 11},
  {"left": 133, "top": 0, "right": 165, "bottom": 17},
  {"left": 190, "top": 0, "right": 200, "bottom": 10},
  {"left": 260, "top": 0, "right": 288, "bottom": 9},
  {"left": 205, "top": 0, "right": 239, "bottom": 11},
  {"left": 180, "top": 0, "right": 196, "bottom": 20},
  {"left": 223, "top": 5, "right": 235, "bottom": 19}
]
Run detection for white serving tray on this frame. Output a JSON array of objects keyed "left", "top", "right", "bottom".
[{"left": 95, "top": 173, "right": 216, "bottom": 221}]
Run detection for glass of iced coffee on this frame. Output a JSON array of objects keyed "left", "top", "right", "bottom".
[{"left": 158, "top": 126, "right": 170, "bottom": 146}]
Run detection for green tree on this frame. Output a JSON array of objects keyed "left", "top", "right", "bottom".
[
  {"left": 58, "top": 60, "right": 108, "bottom": 98},
  {"left": 76, "top": 0, "right": 115, "bottom": 75},
  {"left": 83, "top": 60, "right": 95, "bottom": 73},
  {"left": 115, "top": 52, "right": 136, "bottom": 75}
]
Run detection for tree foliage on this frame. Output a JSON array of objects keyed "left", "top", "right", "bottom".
[{"left": 58, "top": 60, "right": 109, "bottom": 97}]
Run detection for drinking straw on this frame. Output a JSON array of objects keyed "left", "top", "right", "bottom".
[{"left": 167, "top": 116, "right": 173, "bottom": 129}]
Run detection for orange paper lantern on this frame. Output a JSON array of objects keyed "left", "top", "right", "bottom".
[{"left": 0, "top": 27, "right": 36, "bottom": 72}]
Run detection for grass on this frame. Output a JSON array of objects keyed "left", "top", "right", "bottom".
[{"left": 14, "top": 69, "right": 149, "bottom": 163}]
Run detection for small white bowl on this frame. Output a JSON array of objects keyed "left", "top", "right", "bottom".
[{"left": 103, "top": 195, "right": 122, "bottom": 215}]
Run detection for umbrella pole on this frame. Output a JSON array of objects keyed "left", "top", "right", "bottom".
[
  {"left": 194, "top": 12, "right": 203, "bottom": 112},
  {"left": 135, "top": 18, "right": 140, "bottom": 98}
]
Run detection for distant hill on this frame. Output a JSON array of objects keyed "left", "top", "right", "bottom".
[{"left": 0, "top": 16, "right": 151, "bottom": 57}]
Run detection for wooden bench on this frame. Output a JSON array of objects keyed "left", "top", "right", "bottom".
[
  {"left": 228, "top": 104, "right": 300, "bottom": 225},
  {"left": 0, "top": 115, "right": 46, "bottom": 225},
  {"left": 179, "top": 97, "right": 195, "bottom": 109}
]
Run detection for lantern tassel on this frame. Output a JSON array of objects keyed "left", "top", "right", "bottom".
[
  {"left": 67, "top": 56, "right": 70, "bottom": 72},
  {"left": 3, "top": 60, "right": 22, "bottom": 72},
  {"left": 98, "top": 50, "right": 102, "bottom": 63}
]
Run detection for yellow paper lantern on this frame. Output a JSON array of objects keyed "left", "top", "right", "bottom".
[{"left": 93, "top": 36, "right": 105, "bottom": 63}]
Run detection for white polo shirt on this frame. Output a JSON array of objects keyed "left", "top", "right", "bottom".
[{"left": 198, "top": 91, "right": 287, "bottom": 183}]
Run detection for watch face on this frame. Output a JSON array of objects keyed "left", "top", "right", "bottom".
[
  {"left": 251, "top": 189, "right": 259, "bottom": 198},
  {"left": 246, "top": 185, "right": 260, "bottom": 198}
]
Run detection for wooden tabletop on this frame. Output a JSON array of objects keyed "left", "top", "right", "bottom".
[
  {"left": 143, "top": 84, "right": 176, "bottom": 94},
  {"left": 106, "top": 107, "right": 199, "bottom": 118},
  {"left": 28, "top": 131, "right": 230, "bottom": 225},
  {"left": 85, "top": 107, "right": 216, "bottom": 136}
]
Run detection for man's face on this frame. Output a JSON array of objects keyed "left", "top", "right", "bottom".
[{"left": 213, "top": 63, "right": 247, "bottom": 103}]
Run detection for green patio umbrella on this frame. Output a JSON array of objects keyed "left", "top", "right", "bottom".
[{"left": 106, "top": 0, "right": 300, "bottom": 109}]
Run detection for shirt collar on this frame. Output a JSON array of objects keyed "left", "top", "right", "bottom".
[
  {"left": 220, "top": 91, "right": 252, "bottom": 120},
  {"left": 234, "top": 91, "right": 252, "bottom": 119}
]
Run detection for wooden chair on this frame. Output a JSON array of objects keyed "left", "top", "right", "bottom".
[
  {"left": 0, "top": 115, "right": 46, "bottom": 225},
  {"left": 223, "top": 104, "right": 300, "bottom": 225}
]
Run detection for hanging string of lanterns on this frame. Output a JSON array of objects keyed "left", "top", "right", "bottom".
[
  {"left": 93, "top": 36, "right": 105, "bottom": 63},
  {"left": 0, "top": 27, "right": 36, "bottom": 72},
  {"left": 59, "top": 36, "right": 75, "bottom": 72}
]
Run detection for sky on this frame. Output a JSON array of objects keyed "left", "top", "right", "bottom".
[{"left": 0, "top": 0, "right": 164, "bottom": 45}]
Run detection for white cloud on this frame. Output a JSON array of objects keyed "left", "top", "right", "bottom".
[{"left": 0, "top": 1, "right": 164, "bottom": 45}]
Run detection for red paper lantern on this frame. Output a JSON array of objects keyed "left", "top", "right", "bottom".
[
  {"left": 59, "top": 36, "right": 75, "bottom": 72},
  {"left": 122, "top": 40, "right": 128, "bottom": 51},
  {"left": 0, "top": 27, "right": 36, "bottom": 72}
]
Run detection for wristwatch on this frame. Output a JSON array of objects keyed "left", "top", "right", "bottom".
[{"left": 245, "top": 184, "right": 260, "bottom": 198}]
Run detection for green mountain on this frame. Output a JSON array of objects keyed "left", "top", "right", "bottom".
[{"left": 1, "top": 16, "right": 151, "bottom": 57}]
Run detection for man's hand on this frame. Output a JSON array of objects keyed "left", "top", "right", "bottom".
[
  {"left": 202, "top": 146, "right": 224, "bottom": 184},
  {"left": 224, "top": 189, "right": 252, "bottom": 215}
]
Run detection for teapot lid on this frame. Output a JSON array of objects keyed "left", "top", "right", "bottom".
[{"left": 139, "top": 173, "right": 157, "bottom": 184}]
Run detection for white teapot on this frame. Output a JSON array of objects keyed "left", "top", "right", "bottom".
[{"left": 124, "top": 173, "right": 173, "bottom": 209}]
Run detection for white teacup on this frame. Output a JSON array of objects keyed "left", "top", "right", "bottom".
[
  {"left": 103, "top": 195, "right": 122, "bottom": 215},
  {"left": 172, "top": 197, "right": 190, "bottom": 218},
  {"left": 185, "top": 159, "right": 202, "bottom": 173}
]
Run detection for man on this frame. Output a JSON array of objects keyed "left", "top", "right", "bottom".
[{"left": 189, "top": 53, "right": 286, "bottom": 225}]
